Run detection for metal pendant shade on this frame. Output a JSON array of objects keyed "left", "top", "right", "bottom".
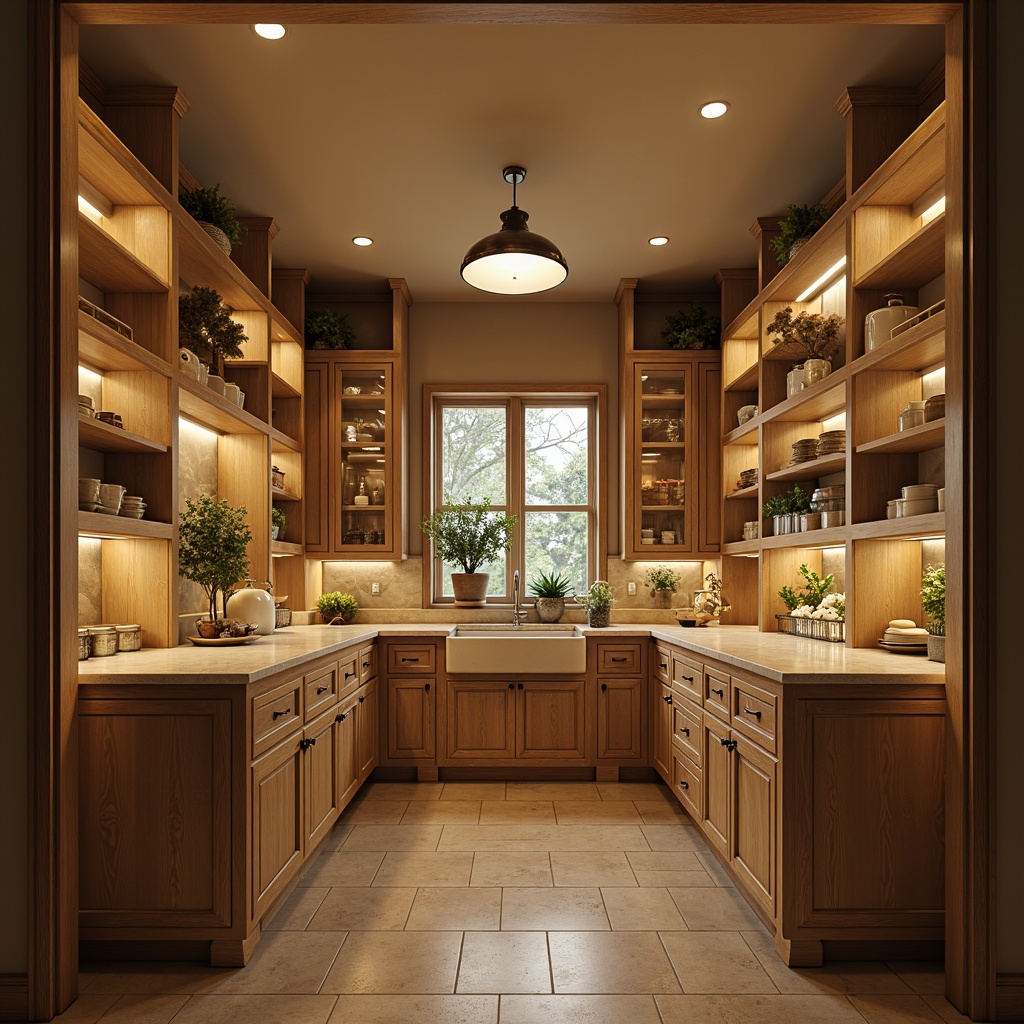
[{"left": 460, "top": 166, "right": 568, "bottom": 295}]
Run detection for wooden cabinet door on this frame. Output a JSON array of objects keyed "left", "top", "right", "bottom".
[
  {"left": 651, "top": 680, "right": 674, "bottom": 783},
  {"left": 444, "top": 679, "right": 516, "bottom": 761},
  {"left": 597, "top": 678, "right": 643, "bottom": 761},
  {"left": 730, "top": 733, "right": 776, "bottom": 915},
  {"left": 355, "top": 680, "right": 378, "bottom": 782},
  {"left": 702, "top": 713, "right": 731, "bottom": 860},
  {"left": 516, "top": 680, "right": 586, "bottom": 761},
  {"left": 304, "top": 708, "right": 340, "bottom": 851},
  {"left": 251, "top": 734, "right": 304, "bottom": 919},
  {"left": 335, "top": 697, "right": 360, "bottom": 811},
  {"left": 697, "top": 358, "right": 722, "bottom": 552},
  {"left": 303, "top": 360, "right": 330, "bottom": 552},
  {"left": 386, "top": 677, "right": 435, "bottom": 761}
]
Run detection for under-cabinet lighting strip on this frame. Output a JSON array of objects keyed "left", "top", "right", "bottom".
[{"left": 795, "top": 257, "right": 847, "bottom": 303}]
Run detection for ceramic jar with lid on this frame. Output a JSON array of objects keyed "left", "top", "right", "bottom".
[
  {"left": 116, "top": 623, "right": 141, "bottom": 651},
  {"left": 899, "top": 400, "right": 927, "bottom": 431},
  {"left": 88, "top": 625, "right": 118, "bottom": 656},
  {"left": 78, "top": 628, "right": 92, "bottom": 661},
  {"left": 786, "top": 365, "right": 805, "bottom": 398},
  {"left": 865, "top": 293, "right": 919, "bottom": 352},
  {"left": 924, "top": 393, "right": 945, "bottom": 422},
  {"left": 225, "top": 579, "right": 276, "bottom": 635}
]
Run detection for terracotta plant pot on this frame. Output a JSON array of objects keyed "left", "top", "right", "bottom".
[
  {"left": 451, "top": 572, "right": 490, "bottom": 607},
  {"left": 534, "top": 597, "right": 565, "bottom": 623}
]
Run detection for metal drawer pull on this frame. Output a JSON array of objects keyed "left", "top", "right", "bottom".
[
  {"left": 659, "top": 662, "right": 668, "bottom": 671},
  {"left": 610, "top": 656, "right": 628, "bottom": 663},
  {"left": 719, "top": 738, "right": 738, "bottom": 752},
  {"left": 678, "top": 779, "right": 689, "bottom": 790},
  {"left": 679, "top": 726, "right": 689, "bottom": 736},
  {"left": 742, "top": 706, "right": 762, "bottom": 720},
  {"left": 272, "top": 707, "right": 291, "bottom": 720},
  {"left": 345, "top": 671, "right": 356, "bottom": 679},
  {"left": 401, "top": 656, "right": 419, "bottom": 662},
  {"left": 509, "top": 682, "right": 514, "bottom": 689},
  {"left": 425, "top": 683, "right": 431, "bottom": 691},
  {"left": 663, "top": 694, "right": 672, "bottom": 704},
  {"left": 300, "top": 737, "right": 317, "bottom": 750},
  {"left": 316, "top": 685, "right": 328, "bottom": 694},
  {"left": 711, "top": 686, "right": 724, "bottom": 697},
  {"left": 362, "top": 660, "right": 371, "bottom": 669},
  {"left": 601, "top": 683, "right": 608, "bottom": 692},
  {"left": 335, "top": 712, "right": 347, "bottom": 722},
  {"left": 680, "top": 673, "right": 694, "bottom": 683},
  {"left": 359, "top": 695, "right": 365, "bottom": 703}
]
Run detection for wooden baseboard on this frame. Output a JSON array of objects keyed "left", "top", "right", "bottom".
[
  {"left": 0, "top": 977, "right": 28, "bottom": 1023},
  {"left": 823, "top": 939, "right": 944, "bottom": 962},
  {"left": 996, "top": 974, "right": 1024, "bottom": 1021}
]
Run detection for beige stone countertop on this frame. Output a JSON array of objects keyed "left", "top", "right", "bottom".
[{"left": 78, "top": 622, "right": 944, "bottom": 686}]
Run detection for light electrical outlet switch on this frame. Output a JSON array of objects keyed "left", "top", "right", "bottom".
[
  {"left": 371, "top": 582, "right": 380, "bottom": 595},
  {"left": 627, "top": 581, "right": 637, "bottom": 596}
]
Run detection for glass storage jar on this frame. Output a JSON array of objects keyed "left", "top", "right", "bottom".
[{"left": 899, "top": 401, "right": 927, "bottom": 431}]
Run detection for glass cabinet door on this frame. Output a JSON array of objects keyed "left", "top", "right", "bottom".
[
  {"left": 335, "top": 365, "right": 391, "bottom": 553},
  {"left": 635, "top": 366, "right": 690, "bottom": 552}
]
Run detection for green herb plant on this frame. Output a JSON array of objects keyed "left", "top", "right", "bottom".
[
  {"left": 420, "top": 495, "right": 518, "bottom": 574},
  {"left": 779, "top": 563, "right": 835, "bottom": 613},
  {"left": 272, "top": 507, "right": 286, "bottom": 538},
  {"left": 178, "top": 496, "right": 253, "bottom": 622},
  {"left": 305, "top": 308, "right": 356, "bottom": 350},
  {"left": 317, "top": 591, "right": 359, "bottom": 623},
  {"left": 661, "top": 303, "right": 721, "bottom": 350},
  {"left": 178, "top": 184, "right": 245, "bottom": 247},
  {"left": 644, "top": 565, "right": 681, "bottom": 592},
  {"left": 178, "top": 285, "right": 248, "bottom": 369},
  {"left": 769, "top": 202, "right": 833, "bottom": 265},
  {"left": 575, "top": 580, "right": 615, "bottom": 611},
  {"left": 528, "top": 570, "right": 575, "bottom": 598},
  {"left": 921, "top": 564, "right": 946, "bottom": 636}
]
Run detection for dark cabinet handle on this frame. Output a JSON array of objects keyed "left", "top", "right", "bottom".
[
  {"left": 711, "top": 687, "right": 724, "bottom": 697},
  {"left": 424, "top": 683, "right": 431, "bottom": 692},
  {"left": 518, "top": 682, "right": 524, "bottom": 690},
  {"left": 601, "top": 683, "right": 608, "bottom": 692},
  {"left": 359, "top": 695, "right": 365, "bottom": 703},
  {"left": 680, "top": 674, "right": 694, "bottom": 683},
  {"left": 345, "top": 671, "right": 356, "bottom": 680},
  {"left": 300, "top": 737, "right": 317, "bottom": 750},
  {"left": 678, "top": 779, "right": 689, "bottom": 790},
  {"left": 659, "top": 662, "right": 668, "bottom": 671},
  {"left": 509, "top": 682, "right": 514, "bottom": 689},
  {"left": 401, "top": 656, "right": 419, "bottom": 663},
  {"left": 720, "top": 738, "right": 737, "bottom": 752},
  {"left": 742, "top": 706, "right": 762, "bottom": 720},
  {"left": 679, "top": 726, "right": 689, "bottom": 736},
  {"left": 663, "top": 694, "right": 672, "bottom": 704},
  {"left": 335, "top": 712, "right": 347, "bottom": 722},
  {"left": 272, "top": 708, "right": 291, "bottom": 720},
  {"left": 362, "top": 660, "right": 371, "bottom": 668},
  {"left": 317, "top": 685, "right": 328, "bottom": 694},
  {"left": 611, "top": 656, "right": 627, "bottom": 663}
]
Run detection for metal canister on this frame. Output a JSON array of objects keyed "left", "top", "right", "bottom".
[
  {"left": 116, "top": 623, "right": 142, "bottom": 652},
  {"left": 88, "top": 625, "right": 118, "bottom": 656},
  {"left": 78, "top": 628, "right": 92, "bottom": 661}
]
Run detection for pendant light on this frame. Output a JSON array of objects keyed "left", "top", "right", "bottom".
[{"left": 460, "top": 166, "right": 568, "bottom": 295}]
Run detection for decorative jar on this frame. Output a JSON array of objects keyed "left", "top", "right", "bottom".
[
  {"left": 88, "top": 625, "right": 118, "bottom": 657},
  {"left": 116, "top": 623, "right": 141, "bottom": 652},
  {"left": 865, "top": 293, "right": 919, "bottom": 352},
  {"left": 786, "top": 365, "right": 805, "bottom": 398}
]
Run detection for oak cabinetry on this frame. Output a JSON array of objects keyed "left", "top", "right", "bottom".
[
  {"left": 355, "top": 678, "right": 379, "bottom": 782},
  {"left": 594, "top": 639, "right": 645, "bottom": 768},
  {"left": 380, "top": 639, "right": 439, "bottom": 776},
  {"left": 651, "top": 680, "right": 675, "bottom": 784}
]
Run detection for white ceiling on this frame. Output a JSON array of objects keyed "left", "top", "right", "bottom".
[{"left": 79, "top": 20, "right": 944, "bottom": 303}]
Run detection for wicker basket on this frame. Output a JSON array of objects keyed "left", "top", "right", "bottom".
[
  {"left": 199, "top": 221, "right": 232, "bottom": 255},
  {"left": 776, "top": 613, "right": 845, "bottom": 643}
]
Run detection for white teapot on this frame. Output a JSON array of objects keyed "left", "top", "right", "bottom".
[{"left": 226, "top": 580, "right": 276, "bottom": 634}]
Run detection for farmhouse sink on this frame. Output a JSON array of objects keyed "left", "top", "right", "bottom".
[{"left": 446, "top": 623, "right": 587, "bottom": 675}]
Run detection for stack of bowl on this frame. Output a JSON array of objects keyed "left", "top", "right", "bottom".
[
  {"left": 895, "top": 483, "right": 939, "bottom": 517},
  {"left": 118, "top": 495, "right": 146, "bottom": 519},
  {"left": 96, "top": 482, "right": 125, "bottom": 515},
  {"left": 79, "top": 477, "right": 101, "bottom": 512},
  {"left": 78, "top": 394, "right": 95, "bottom": 418},
  {"left": 96, "top": 410, "right": 124, "bottom": 429}
]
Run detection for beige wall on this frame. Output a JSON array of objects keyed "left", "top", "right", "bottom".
[
  {"left": 1, "top": 0, "right": 28, "bottom": 975},
  {"left": 995, "top": 0, "right": 1024, "bottom": 974}
]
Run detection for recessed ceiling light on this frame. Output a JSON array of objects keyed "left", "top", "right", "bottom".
[
  {"left": 699, "top": 100, "right": 730, "bottom": 119},
  {"left": 648, "top": 236, "right": 669, "bottom": 246},
  {"left": 352, "top": 236, "right": 373, "bottom": 247},
  {"left": 253, "top": 24, "right": 286, "bottom": 40}
]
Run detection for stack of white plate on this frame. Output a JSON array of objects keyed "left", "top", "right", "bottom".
[
  {"left": 879, "top": 618, "right": 929, "bottom": 653},
  {"left": 118, "top": 495, "right": 146, "bottom": 519}
]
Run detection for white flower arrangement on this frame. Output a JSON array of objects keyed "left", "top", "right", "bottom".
[{"left": 790, "top": 592, "right": 845, "bottom": 620}]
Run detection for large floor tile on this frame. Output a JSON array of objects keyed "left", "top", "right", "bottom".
[
  {"left": 299, "top": 850, "right": 385, "bottom": 887},
  {"left": 327, "top": 994, "right": 498, "bottom": 1024},
  {"left": 406, "top": 887, "right": 502, "bottom": 930},
  {"left": 87, "top": 994, "right": 190, "bottom": 1024},
  {"left": 168, "top": 994, "right": 337, "bottom": 1023},
  {"left": 438, "top": 824, "right": 649, "bottom": 852},
  {"left": 499, "top": 993, "right": 663, "bottom": 1024},
  {"left": 337, "top": 801, "right": 409, "bottom": 824},
  {"left": 50, "top": 993, "right": 119, "bottom": 1023},
  {"left": 265, "top": 886, "right": 330, "bottom": 930},
  {"left": 320, "top": 931, "right": 461, "bottom": 994},
  {"left": 639, "top": 824, "right": 706, "bottom": 852},
  {"left": 439, "top": 782, "right": 507, "bottom": 801},
  {"left": 921, "top": 994, "right": 972, "bottom": 1023},
  {"left": 478, "top": 800, "right": 556, "bottom": 824},
  {"left": 356, "top": 782, "right": 444, "bottom": 802},
  {"left": 661, "top": 931, "right": 777, "bottom": 994},
  {"left": 205, "top": 931, "right": 346, "bottom": 994},
  {"left": 848, "top": 993, "right": 949, "bottom": 1023},
  {"left": 635, "top": 800, "right": 692, "bottom": 823},
  {"left": 656, "top": 992, "right": 868, "bottom": 1024},
  {"left": 553, "top": 801, "right": 643, "bottom": 824},
  {"left": 600, "top": 887, "right": 688, "bottom": 930},
  {"left": 550, "top": 851, "right": 637, "bottom": 887},
  {"left": 505, "top": 782, "right": 601, "bottom": 801},
  {"left": 627, "top": 850, "right": 705, "bottom": 873},
  {"left": 306, "top": 886, "right": 416, "bottom": 931},
  {"left": 83, "top": 964, "right": 236, "bottom": 995},
  {"left": 341, "top": 824, "right": 442, "bottom": 851},
  {"left": 320, "top": 823, "right": 354, "bottom": 851},
  {"left": 471, "top": 851, "right": 553, "bottom": 887},
  {"left": 456, "top": 931, "right": 552, "bottom": 994},
  {"left": 668, "top": 886, "right": 765, "bottom": 930},
  {"left": 596, "top": 783, "right": 674, "bottom": 803},
  {"left": 886, "top": 963, "right": 946, "bottom": 995},
  {"left": 400, "top": 801, "right": 482, "bottom": 824},
  {"left": 372, "top": 850, "right": 474, "bottom": 887},
  {"left": 501, "top": 888, "right": 610, "bottom": 931},
  {"left": 692, "top": 850, "right": 734, "bottom": 886},
  {"left": 549, "top": 931, "right": 682, "bottom": 994}
]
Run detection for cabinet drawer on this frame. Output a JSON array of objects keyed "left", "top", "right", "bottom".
[
  {"left": 672, "top": 698, "right": 702, "bottom": 767},
  {"left": 730, "top": 677, "right": 778, "bottom": 753},
  {"left": 672, "top": 751, "right": 703, "bottom": 821},
  {"left": 703, "top": 667, "right": 730, "bottom": 722},
  {"left": 672, "top": 652, "right": 703, "bottom": 703},
  {"left": 387, "top": 644, "right": 436, "bottom": 674},
  {"left": 596, "top": 642, "right": 642, "bottom": 674},
  {"left": 358, "top": 643, "right": 377, "bottom": 685},
  {"left": 306, "top": 663, "right": 340, "bottom": 720},
  {"left": 652, "top": 645, "right": 673, "bottom": 685},
  {"left": 337, "top": 652, "right": 360, "bottom": 698},
  {"left": 253, "top": 677, "right": 303, "bottom": 758}
]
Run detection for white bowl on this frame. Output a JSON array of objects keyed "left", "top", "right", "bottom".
[
  {"left": 902, "top": 483, "right": 939, "bottom": 500},
  {"left": 899, "top": 496, "right": 937, "bottom": 517}
]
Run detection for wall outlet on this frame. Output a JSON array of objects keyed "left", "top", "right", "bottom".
[
  {"left": 627, "top": 581, "right": 637, "bottom": 596},
  {"left": 371, "top": 582, "right": 380, "bottom": 595}
]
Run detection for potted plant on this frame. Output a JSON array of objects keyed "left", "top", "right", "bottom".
[
  {"left": 575, "top": 580, "right": 615, "bottom": 628},
  {"left": 644, "top": 565, "right": 680, "bottom": 609},
  {"left": 769, "top": 201, "right": 833, "bottom": 265},
  {"left": 178, "top": 495, "right": 253, "bottom": 638},
  {"left": 178, "top": 183, "right": 245, "bottom": 255},
  {"left": 317, "top": 591, "right": 359, "bottom": 625},
  {"left": 305, "top": 308, "right": 356, "bottom": 350},
  {"left": 779, "top": 563, "right": 836, "bottom": 614},
  {"left": 660, "top": 302, "right": 721, "bottom": 350},
  {"left": 528, "top": 570, "right": 574, "bottom": 623},
  {"left": 921, "top": 563, "right": 945, "bottom": 662},
  {"left": 766, "top": 305, "right": 845, "bottom": 385},
  {"left": 761, "top": 493, "right": 788, "bottom": 537},
  {"left": 420, "top": 495, "right": 518, "bottom": 606},
  {"left": 693, "top": 572, "right": 730, "bottom": 625},
  {"left": 271, "top": 506, "right": 286, "bottom": 541},
  {"left": 178, "top": 285, "right": 248, "bottom": 375}
]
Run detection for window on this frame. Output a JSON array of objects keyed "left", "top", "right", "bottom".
[{"left": 426, "top": 386, "right": 605, "bottom": 604}]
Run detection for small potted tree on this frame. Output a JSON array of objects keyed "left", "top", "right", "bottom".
[
  {"left": 271, "top": 507, "right": 286, "bottom": 541},
  {"left": 660, "top": 303, "right": 721, "bottom": 350},
  {"left": 305, "top": 308, "right": 356, "bottom": 350},
  {"left": 575, "top": 580, "right": 615, "bottom": 628},
  {"left": 179, "top": 285, "right": 248, "bottom": 377},
  {"left": 528, "top": 570, "right": 574, "bottom": 623},
  {"left": 644, "top": 565, "right": 680, "bottom": 609},
  {"left": 178, "top": 183, "right": 245, "bottom": 255},
  {"left": 921, "top": 563, "right": 945, "bottom": 662},
  {"left": 769, "top": 202, "right": 834, "bottom": 265},
  {"left": 766, "top": 305, "right": 845, "bottom": 386},
  {"left": 178, "top": 495, "right": 254, "bottom": 639},
  {"left": 317, "top": 591, "right": 359, "bottom": 625},
  {"left": 420, "top": 495, "right": 518, "bottom": 606}
]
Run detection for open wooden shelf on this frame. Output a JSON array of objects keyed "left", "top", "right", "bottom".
[
  {"left": 856, "top": 418, "right": 944, "bottom": 455},
  {"left": 853, "top": 307, "right": 946, "bottom": 374},
  {"left": 761, "top": 527, "right": 850, "bottom": 550},
  {"left": 723, "top": 420, "right": 759, "bottom": 446},
  {"left": 272, "top": 485, "right": 302, "bottom": 503},
  {"left": 725, "top": 484, "right": 759, "bottom": 500},
  {"left": 271, "top": 541, "right": 304, "bottom": 557},
  {"left": 722, "top": 539, "right": 760, "bottom": 555},
  {"left": 78, "top": 308, "right": 173, "bottom": 376},
  {"left": 766, "top": 452, "right": 846, "bottom": 482},
  {"left": 854, "top": 213, "right": 945, "bottom": 290},
  {"left": 724, "top": 362, "right": 759, "bottom": 392},
  {"left": 847, "top": 511, "right": 945, "bottom": 540},
  {"left": 178, "top": 377, "right": 269, "bottom": 435},
  {"left": 78, "top": 510, "right": 173, "bottom": 540},
  {"left": 761, "top": 370, "right": 848, "bottom": 423},
  {"left": 78, "top": 214, "right": 168, "bottom": 293},
  {"left": 78, "top": 414, "right": 168, "bottom": 455}
]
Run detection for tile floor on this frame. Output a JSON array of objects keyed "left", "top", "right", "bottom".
[{"left": 59, "top": 780, "right": 969, "bottom": 1024}]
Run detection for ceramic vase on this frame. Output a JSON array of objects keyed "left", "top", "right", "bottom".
[
  {"left": 534, "top": 597, "right": 565, "bottom": 623},
  {"left": 451, "top": 572, "right": 490, "bottom": 607},
  {"left": 927, "top": 633, "right": 945, "bottom": 663},
  {"left": 803, "top": 357, "right": 832, "bottom": 387}
]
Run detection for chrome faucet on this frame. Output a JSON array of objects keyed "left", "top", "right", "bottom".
[{"left": 512, "top": 569, "right": 523, "bottom": 626}]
